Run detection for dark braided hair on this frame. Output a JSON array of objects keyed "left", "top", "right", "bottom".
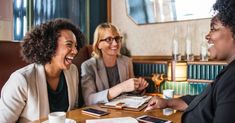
[
  {"left": 21, "top": 18, "right": 85, "bottom": 65},
  {"left": 213, "top": 0, "right": 235, "bottom": 37}
]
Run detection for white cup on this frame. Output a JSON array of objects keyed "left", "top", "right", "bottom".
[
  {"left": 163, "top": 89, "right": 174, "bottom": 116},
  {"left": 48, "top": 112, "right": 66, "bottom": 123},
  {"left": 163, "top": 89, "right": 174, "bottom": 99}
]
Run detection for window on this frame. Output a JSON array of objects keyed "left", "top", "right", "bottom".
[
  {"left": 13, "top": 0, "right": 87, "bottom": 42},
  {"left": 13, "top": 0, "right": 27, "bottom": 40}
]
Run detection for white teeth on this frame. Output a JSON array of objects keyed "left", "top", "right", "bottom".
[
  {"left": 66, "top": 56, "right": 74, "bottom": 60},
  {"left": 208, "top": 43, "right": 214, "bottom": 48}
]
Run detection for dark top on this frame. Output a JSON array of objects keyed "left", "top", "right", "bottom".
[
  {"left": 181, "top": 59, "right": 235, "bottom": 123},
  {"left": 105, "top": 64, "right": 120, "bottom": 88},
  {"left": 47, "top": 72, "right": 69, "bottom": 112}
]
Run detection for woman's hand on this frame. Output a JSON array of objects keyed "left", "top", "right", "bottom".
[
  {"left": 108, "top": 78, "right": 148, "bottom": 100},
  {"left": 108, "top": 78, "right": 140, "bottom": 100},
  {"left": 136, "top": 77, "right": 148, "bottom": 91},
  {"left": 121, "top": 78, "right": 140, "bottom": 92}
]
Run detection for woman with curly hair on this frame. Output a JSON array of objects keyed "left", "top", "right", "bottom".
[
  {"left": 0, "top": 18, "right": 84, "bottom": 123},
  {"left": 145, "top": 0, "right": 235, "bottom": 122},
  {"left": 81, "top": 23, "right": 148, "bottom": 105}
]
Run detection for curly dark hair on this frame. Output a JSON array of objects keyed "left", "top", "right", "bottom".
[
  {"left": 213, "top": 0, "right": 235, "bottom": 37},
  {"left": 21, "top": 18, "right": 85, "bottom": 65}
]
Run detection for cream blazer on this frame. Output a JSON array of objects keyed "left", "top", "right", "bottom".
[
  {"left": 0, "top": 63, "right": 79, "bottom": 123},
  {"left": 81, "top": 55, "right": 134, "bottom": 105}
]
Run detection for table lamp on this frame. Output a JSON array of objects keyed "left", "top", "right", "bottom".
[{"left": 167, "top": 61, "right": 187, "bottom": 82}]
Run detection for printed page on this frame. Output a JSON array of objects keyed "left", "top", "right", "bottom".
[{"left": 105, "top": 95, "right": 151, "bottom": 109}]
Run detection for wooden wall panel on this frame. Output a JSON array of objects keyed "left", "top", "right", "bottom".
[{"left": 0, "top": 0, "right": 13, "bottom": 40}]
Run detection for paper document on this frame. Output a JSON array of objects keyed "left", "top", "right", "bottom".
[
  {"left": 105, "top": 95, "right": 152, "bottom": 109},
  {"left": 86, "top": 117, "right": 138, "bottom": 123}
]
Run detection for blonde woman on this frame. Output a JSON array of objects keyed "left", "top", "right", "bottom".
[{"left": 81, "top": 23, "right": 148, "bottom": 105}]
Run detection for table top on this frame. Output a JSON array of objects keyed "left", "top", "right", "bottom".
[{"left": 31, "top": 105, "right": 182, "bottom": 123}]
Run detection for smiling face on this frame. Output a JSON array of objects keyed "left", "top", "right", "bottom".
[
  {"left": 206, "top": 17, "right": 235, "bottom": 61},
  {"left": 50, "top": 29, "right": 78, "bottom": 70},
  {"left": 98, "top": 28, "right": 121, "bottom": 58}
]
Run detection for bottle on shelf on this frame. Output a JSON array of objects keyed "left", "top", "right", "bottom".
[
  {"left": 172, "top": 26, "right": 181, "bottom": 61},
  {"left": 200, "top": 33, "right": 208, "bottom": 61},
  {"left": 185, "top": 25, "right": 194, "bottom": 61}
]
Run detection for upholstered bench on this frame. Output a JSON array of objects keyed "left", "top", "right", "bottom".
[{"left": 0, "top": 40, "right": 92, "bottom": 96}]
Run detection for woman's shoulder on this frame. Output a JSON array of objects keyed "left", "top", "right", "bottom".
[
  {"left": 118, "top": 55, "right": 132, "bottom": 62},
  {"left": 3, "top": 63, "right": 39, "bottom": 91},
  {"left": 10, "top": 63, "right": 43, "bottom": 82},
  {"left": 14, "top": 63, "right": 41, "bottom": 75},
  {"left": 82, "top": 57, "right": 97, "bottom": 66}
]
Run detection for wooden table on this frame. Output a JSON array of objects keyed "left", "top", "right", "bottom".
[{"left": 31, "top": 105, "right": 182, "bottom": 123}]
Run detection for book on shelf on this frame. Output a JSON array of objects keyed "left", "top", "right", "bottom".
[
  {"left": 100, "top": 94, "right": 152, "bottom": 111},
  {"left": 210, "top": 65, "right": 215, "bottom": 80},
  {"left": 206, "top": 65, "right": 210, "bottom": 80},
  {"left": 193, "top": 64, "right": 197, "bottom": 79},
  {"left": 201, "top": 65, "right": 206, "bottom": 80},
  {"left": 188, "top": 64, "right": 193, "bottom": 79},
  {"left": 197, "top": 65, "right": 201, "bottom": 79}
]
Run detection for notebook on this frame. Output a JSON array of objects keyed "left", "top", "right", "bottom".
[{"left": 101, "top": 95, "right": 152, "bottom": 111}]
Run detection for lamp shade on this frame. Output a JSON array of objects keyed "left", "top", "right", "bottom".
[{"left": 167, "top": 61, "right": 187, "bottom": 81}]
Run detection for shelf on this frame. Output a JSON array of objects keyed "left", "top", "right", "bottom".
[
  {"left": 187, "top": 61, "right": 227, "bottom": 65},
  {"left": 187, "top": 79, "right": 213, "bottom": 83}
]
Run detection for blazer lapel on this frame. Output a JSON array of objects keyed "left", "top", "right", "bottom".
[
  {"left": 63, "top": 70, "right": 75, "bottom": 110},
  {"left": 117, "top": 56, "right": 127, "bottom": 82},
  {"left": 97, "top": 58, "right": 109, "bottom": 89},
  {"left": 35, "top": 64, "right": 50, "bottom": 117}
]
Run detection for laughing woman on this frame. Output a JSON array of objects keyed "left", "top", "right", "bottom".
[
  {"left": 81, "top": 23, "right": 148, "bottom": 105},
  {"left": 145, "top": 0, "right": 235, "bottom": 122},
  {"left": 0, "top": 19, "right": 84, "bottom": 123}
]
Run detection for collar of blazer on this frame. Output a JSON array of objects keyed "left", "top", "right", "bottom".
[
  {"left": 96, "top": 56, "right": 129, "bottom": 88},
  {"left": 34, "top": 64, "right": 76, "bottom": 116}
]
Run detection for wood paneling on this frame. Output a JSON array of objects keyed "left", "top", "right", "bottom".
[
  {"left": 107, "top": 0, "right": 111, "bottom": 22},
  {"left": 0, "top": 0, "right": 13, "bottom": 21},
  {"left": 0, "top": 0, "right": 13, "bottom": 40}
]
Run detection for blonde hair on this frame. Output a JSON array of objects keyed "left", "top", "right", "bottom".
[{"left": 92, "top": 23, "right": 121, "bottom": 58}]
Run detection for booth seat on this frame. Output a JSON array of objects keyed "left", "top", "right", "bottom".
[
  {"left": 0, "top": 41, "right": 28, "bottom": 93},
  {"left": 0, "top": 40, "right": 92, "bottom": 96}
]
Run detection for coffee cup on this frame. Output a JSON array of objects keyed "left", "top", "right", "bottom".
[
  {"left": 48, "top": 112, "right": 66, "bottom": 123},
  {"left": 163, "top": 89, "right": 174, "bottom": 116}
]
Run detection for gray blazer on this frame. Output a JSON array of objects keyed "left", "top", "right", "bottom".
[{"left": 81, "top": 55, "right": 134, "bottom": 105}]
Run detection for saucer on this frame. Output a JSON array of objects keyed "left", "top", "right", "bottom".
[{"left": 42, "top": 118, "right": 76, "bottom": 123}]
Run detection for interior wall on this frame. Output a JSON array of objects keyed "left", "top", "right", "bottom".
[
  {"left": 0, "top": 0, "right": 13, "bottom": 40},
  {"left": 111, "top": 0, "right": 211, "bottom": 56}
]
